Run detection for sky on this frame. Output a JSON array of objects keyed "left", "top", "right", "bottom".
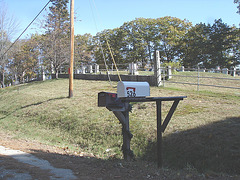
[{"left": 3, "top": 0, "right": 240, "bottom": 40}]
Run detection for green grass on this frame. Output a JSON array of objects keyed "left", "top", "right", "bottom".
[{"left": 0, "top": 78, "right": 240, "bottom": 176}]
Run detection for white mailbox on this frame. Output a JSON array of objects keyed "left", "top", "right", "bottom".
[{"left": 117, "top": 81, "right": 150, "bottom": 98}]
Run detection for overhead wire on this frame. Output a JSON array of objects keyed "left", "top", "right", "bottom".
[
  {"left": 0, "top": 0, "right": 52, "bottom": 60},
  {"left": 105, "top": 40, "right": 122, "bottom": 81},
  {"left": 2, "top": 0, "right": 123, "bottom": 82},
  {"left": 88, "top": 0, "right": 112, "bottom": 87},
  {"left": 90, "top": 0, "right": 122, "bottom": 82},
  {"left": 100, "top": 40, "right": 113, "bottom": 86}
]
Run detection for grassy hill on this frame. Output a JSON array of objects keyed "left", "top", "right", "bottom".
[{"left": 0, "top": 78, "right": 240, "bottom": 176}]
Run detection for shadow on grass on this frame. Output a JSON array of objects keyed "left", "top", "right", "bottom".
[
  {"left": 21, "top": 96, "right": 67, "bottom": 109},
  {"left": 142, "top": 116, "right": 240, "bottom": 174},
  {"left": 0, "top": 96, "right": 67, "bottom": 120}
]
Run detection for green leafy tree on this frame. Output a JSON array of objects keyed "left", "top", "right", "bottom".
[
  {"left": 74, "top": 33, "right": 93, "bottom": 68},
  {"left": 41, "top": 0, "right": 70, "bottom": 78},
  {"left": 92, "top": 17, "right": 237, "bottom": 70},
  {"left": 121, "top": 18, "right": 150, "bottom": 64},
  {"left": 182, "top": 19, "right": 238, "bottom": 68},
  {"left": 155, "top": 16, "right": 192, "bottom": 63},
  {"left": 93, "top": 17, "right": 191, "bottom": 68},
  {"left": 8, "top": 36, "right": 39, "bottom": 83},
  {"left": 209, "top": 19, "right": 236, "bottom": 68},
  {"left": 181, "top": 23, "right": 211, "bottom": 67},
  {"left": 93, "top": 28, "right": 126, "bottom": 68},
  {"left": 93, "top": 30, "right": 113, "bottom": 67},
  {"left": 228, "top": 26, "right": 240, "bottom": 66}
]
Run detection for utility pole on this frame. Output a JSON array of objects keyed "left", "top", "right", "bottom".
[{"left": 69, "top": 0, "right": 74, "bottom": 98}]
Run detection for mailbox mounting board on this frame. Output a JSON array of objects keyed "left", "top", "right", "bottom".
[{"left": 117, "top": 81, "right": 150, "bottom": 98}]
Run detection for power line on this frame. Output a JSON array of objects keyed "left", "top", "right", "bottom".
[
  {"left": 89, "top": 0, "right": 112, "bottom": 86},
  {"left": 90, "top": 0, "right": 122, "bottom": 82},
  {"left": 0, "top": 0, "right": 52, "bottom": 60}
]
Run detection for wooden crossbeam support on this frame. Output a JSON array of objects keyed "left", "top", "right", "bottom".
[
  {"left": 161, "top": 100, "right": 180, "bottom": 133},
  {"left": 120, "top": 96, "right": 186, "bottom": 168}
]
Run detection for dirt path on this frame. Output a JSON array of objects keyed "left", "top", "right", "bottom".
[
  {"left": 1, "top": 132, "right": 238, "bottom": 180},
  {"left": 0, "top": 145, "right": 76, "bottom": 179},
  {"left": 0, "top": 132, "right": 162, "bottom": 180}
]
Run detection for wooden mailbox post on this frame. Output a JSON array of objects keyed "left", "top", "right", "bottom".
[{"left": 98, "top": 91, "right": 186, "bottom": 167}]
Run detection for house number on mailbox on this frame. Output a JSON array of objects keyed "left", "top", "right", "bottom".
[{"left": 126, "top": 87, "right": 136, "bottom": 97}]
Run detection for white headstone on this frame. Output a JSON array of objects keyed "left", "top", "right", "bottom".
[
  {"left": 222, "top": 68, "right": 228, "bottom": 75},
  {"left": 154, "top": 50, "right": 162, "bottom": 86},
  {"left": 81, "top": 66, "right": 86, "bottom": 74}
]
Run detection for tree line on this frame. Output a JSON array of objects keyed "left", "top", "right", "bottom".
[
  {"left": 94, "top": 17, "right": 239, "bottom": 69},
  {"left": 0, "top": 0, "right": 239, "bottom": 86}
]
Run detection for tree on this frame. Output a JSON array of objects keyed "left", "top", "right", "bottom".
[
  {"left": 0, "top": 1, "right": 18, "bottom": 87},
  {"left": 121, "top": 18, "right": 150, "bottom": 64},
  {"left": 93, "top": 17, "right": 191, "bottom": 68},
  {"left": 93, "top": 28, "right": 126, "bottom": 69},
  {"left": 181, "top": 23, "right": 211, "bottom": 68},
  {"left": 74, "top": 33, "right": 93, "bottom": 68},
  {"left": 208, "top": 19, "right": 236, "bottom": 68},
  {"left": 8, "top": 35, "right": 39, "bottom": 83},
  {"left": 181, "top": 19, "right": 238, "bottom": 68},
  {"left": 41, "top": 0, "right": 70, "bottom": 78},
  {"left": 229, "top": 26, "right": 240, "bottom": 66},
  {"left": 234, "top": 0, "right": 240, "bottom": 14},
  {"left": 155, "top": 16, "right": 192, "bottom": 63}
]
